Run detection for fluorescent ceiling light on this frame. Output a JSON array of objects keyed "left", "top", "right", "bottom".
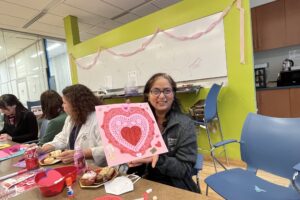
[
  {"left": 47, "top": 43, "right": 61, "bottom": 51},
  {"left": 0, "top": 46, "right": 2, "bottom": 49}
]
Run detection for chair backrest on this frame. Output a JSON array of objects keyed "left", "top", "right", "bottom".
[
  {"left": 241, "top": 113, "right": 300, "bottom": 179},
  {"left": 27, "top": 100, "right": 41, "bottom": 111},
  {"left": 204, "top": 83, "right": 222, "bottom": 122},
  {"left": 192, "top": 154, "right": 203, "bottom": 175}
]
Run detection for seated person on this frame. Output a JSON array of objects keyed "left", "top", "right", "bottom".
[
  {"left": 39, "top": 84, "right": 106, "bottom": 166},
  {"left": 38, "top": 90, "right": 67, "bottom": 145},
  {"left": 0, "top": 94, "right": 38, "bottom": 143},
  {"left": 128, "top": 73, "right": 199, "bottom": 193}
]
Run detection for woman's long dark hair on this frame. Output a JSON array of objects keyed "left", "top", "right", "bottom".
[
  {"left": 62, "top": 84, "right": 103, "bottom": 125},
  {"left": 143, "top": 73, "right": 182, "bottom": 117},
  {"left": 0, "top": 94, "right": 28, "bottom": 125},
  {"left": 40, "top": 90, "right": 63, "bottom": 120}
]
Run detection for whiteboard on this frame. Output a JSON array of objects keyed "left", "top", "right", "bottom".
[{"left": 77, "top": 12, "right": 227, "bottom": 91}]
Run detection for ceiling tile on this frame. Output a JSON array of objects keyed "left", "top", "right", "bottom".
[
  {"left": 38, "top": 13, "right": 64, "bottom": 27},
  {"left": 85, "top": 25, "right": 107, "bottom": 35},
  {"left": 0, "top": 14, "right": 27, "bottom": 28},
  {"left": 78, "top": 22, "right": 94, "bottom": 31},
  {"left": 65, "top": 0, "right": 123, "bottom": 19},
  {"left": 0, "top": 1, "right": 39, "bottom": 20},
  {"left": 3, "top": 0, "right": 53, "bottom": 11},
  {"left": 101, "top": 0, "right": 147, "bottom": 10},
  {"left": 130, "top": 3, "right": 159, "bottom": 17},
  {"left": 28, "top": 22, "right": 65, "bottom": 37},
  {"left": 114, "top": 13, "right": 140, "bottom": 24},
  {"left": 49, "top": 3, "right": 107, "bottom": 26},
  {"left": 79, "top": 32, "right": 96, "bottom": 41},
  {"left": 152, "top": 0, "right": 181, "bottom": 9},
  {"left": 97, "top": 18, "right": 121, "bottom": 30}
]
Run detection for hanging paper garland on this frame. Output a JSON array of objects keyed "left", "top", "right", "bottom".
[{"left": 71, "top": 0, "right": 244, "bottom": 70}]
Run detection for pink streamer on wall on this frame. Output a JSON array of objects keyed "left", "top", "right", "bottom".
[
  {"left": 237, "top": 0, "right": 245, "bottom": 64},
  {"left": 74, "top": 0, "right": 245, "bottom": 70}
]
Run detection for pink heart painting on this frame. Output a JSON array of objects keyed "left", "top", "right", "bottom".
[
  {"left": 102, "top": 105, "right": 155, "bottom": 157},
  {"left": 96, "top": 103, "right": 168, "bottom": 167}
]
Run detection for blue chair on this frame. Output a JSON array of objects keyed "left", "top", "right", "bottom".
[
  {"left": 205, "top": 113, "right": 300, "bottom": 200},
  {"left": 192, "top": 153, "right": 204, "bottom": 193},
  {"left": 194, "top": 83, "right": 228, "bottom": 172}
]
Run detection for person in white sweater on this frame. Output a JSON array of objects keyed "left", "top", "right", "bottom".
[{"left": 40, "top": 84, "right": 106, "bottom": 166}]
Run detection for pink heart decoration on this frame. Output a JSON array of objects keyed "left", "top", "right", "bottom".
[
  {"left": 102, "top": 107, "right": 155, "bottom": 156},
  {"left": 121, "top": 126, "right": 142, "bottom": 146},
  {"left": 155, "top": 141, "right": 161, "bottom": 147},
  {"left": 37, "top": 170, "right": 63, "bottom": 187}
]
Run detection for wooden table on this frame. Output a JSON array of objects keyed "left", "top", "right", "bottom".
[{"left": 0, "top": 146, "right": 216, "bottom": 200}]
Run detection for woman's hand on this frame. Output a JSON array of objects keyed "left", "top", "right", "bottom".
[
  {"left": 58, "top": 150, "right": 75, "bottom": 164},
  {"left": 0, "top": 134, "right": 12, "bottom": 141},
  {"left": 128, "top": 155, "right": 159, "bottom": 168}
]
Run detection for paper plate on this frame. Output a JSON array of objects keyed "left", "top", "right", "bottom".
[
  {"left": 39, "top": 157, "right": 61, "bottom": 166},
  {"left": 79, "top": 168, "right": 118, "bottom": 189}
]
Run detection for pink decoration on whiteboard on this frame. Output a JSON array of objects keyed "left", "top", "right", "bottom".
[{"left": 96, "top": 103, "right": 168, "bottom": 166}]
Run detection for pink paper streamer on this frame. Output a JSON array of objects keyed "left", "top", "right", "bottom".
[
  {"left": 74, "top": 0, "right": 244, "bottom": 70},
  {"left": 237, "top": 0, "right": 245, "bottom": 64}
]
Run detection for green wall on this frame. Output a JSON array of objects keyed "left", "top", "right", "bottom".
[{"left": 64, "top": 0, "right": 256, "bottom": 160}]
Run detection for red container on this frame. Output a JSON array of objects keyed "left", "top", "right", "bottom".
[
  {"left": 35, "top": 171, "right": 65, "bottom": 197},
  {"left": 54, "top": 166, "right": 77, "bottom": 184},
  {"left": 35, "top": 166, "right": 77, "bottom": 197}
]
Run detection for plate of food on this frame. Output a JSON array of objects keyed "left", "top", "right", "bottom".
[
  {"left": 39, "top": 150, "right": 62, "bottom": 166},
  {"left": 79, "top": 167, "right": 118, "bottom": 188}
]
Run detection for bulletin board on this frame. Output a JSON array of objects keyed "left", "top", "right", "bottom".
[{"left": 76, "top": 12, "right": 228, "bottom": 91}]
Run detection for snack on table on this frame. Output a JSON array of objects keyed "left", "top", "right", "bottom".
[
  {"left": 95, "top": 167, "right": 115, "bottom": 183},
  {"left": 40, "top": 150, "right": 62, "bottom": 165},
  {"left": 43, "top": 157, "right": 55, "bottom": 165},
  {"left": 80, "top": 170, "right": 97, "bottom": 186},
  {"left": 49, "top": 150, "right": 62, "bottom": 158}
]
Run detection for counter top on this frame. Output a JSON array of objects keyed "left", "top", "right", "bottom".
[{"left": 256, "top": 85, "right": 300, "bottom": 91}]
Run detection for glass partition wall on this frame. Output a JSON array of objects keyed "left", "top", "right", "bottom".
[{"left": 0, "top": 30, "right": 71, "bottom": 106}]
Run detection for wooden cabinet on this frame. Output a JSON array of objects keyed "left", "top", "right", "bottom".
[
  {"left": 257, "top": 89, "right": 290, "bottom": 117},
  {"left": 254, "top": 0, "right": 285, "bottom": 51},
  {"left": 290, "top": 88, "right": 300, "bottom": 117},
  {"left": 252, "top": 0, "right": 300, "bottom": 51},
  {"left": 285, "top": 0, "right": 300, "bottom": 46},
  {"left": 257, "top": 87, "right": 300, "bottom": 117},
  {"left": 251, "top": 9, "right": 258, "bottom": 51}
]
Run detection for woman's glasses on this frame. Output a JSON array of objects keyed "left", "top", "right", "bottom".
[{"left": 150, "top": 88, "right": 173, "bottom": 96}]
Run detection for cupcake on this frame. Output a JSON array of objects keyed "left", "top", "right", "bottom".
[{"left": 80, "top": 170, "right": 97, "bottom": 186}]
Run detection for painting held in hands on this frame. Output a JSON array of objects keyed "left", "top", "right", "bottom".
[{"left": 96, "top": 103, "right": 168, "bottom": 166}]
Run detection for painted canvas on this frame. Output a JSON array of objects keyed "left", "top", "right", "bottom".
[{"left": 95, "top": 103, "right": 168, "bottom": 166}]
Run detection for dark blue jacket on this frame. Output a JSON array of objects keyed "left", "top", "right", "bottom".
[{"left": 129, "top": 111, "right": 199, "bottom": 193}]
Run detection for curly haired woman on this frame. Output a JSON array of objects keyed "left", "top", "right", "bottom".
[{"left": 40, "top": 84, "right": 106, "bottom": 166}]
